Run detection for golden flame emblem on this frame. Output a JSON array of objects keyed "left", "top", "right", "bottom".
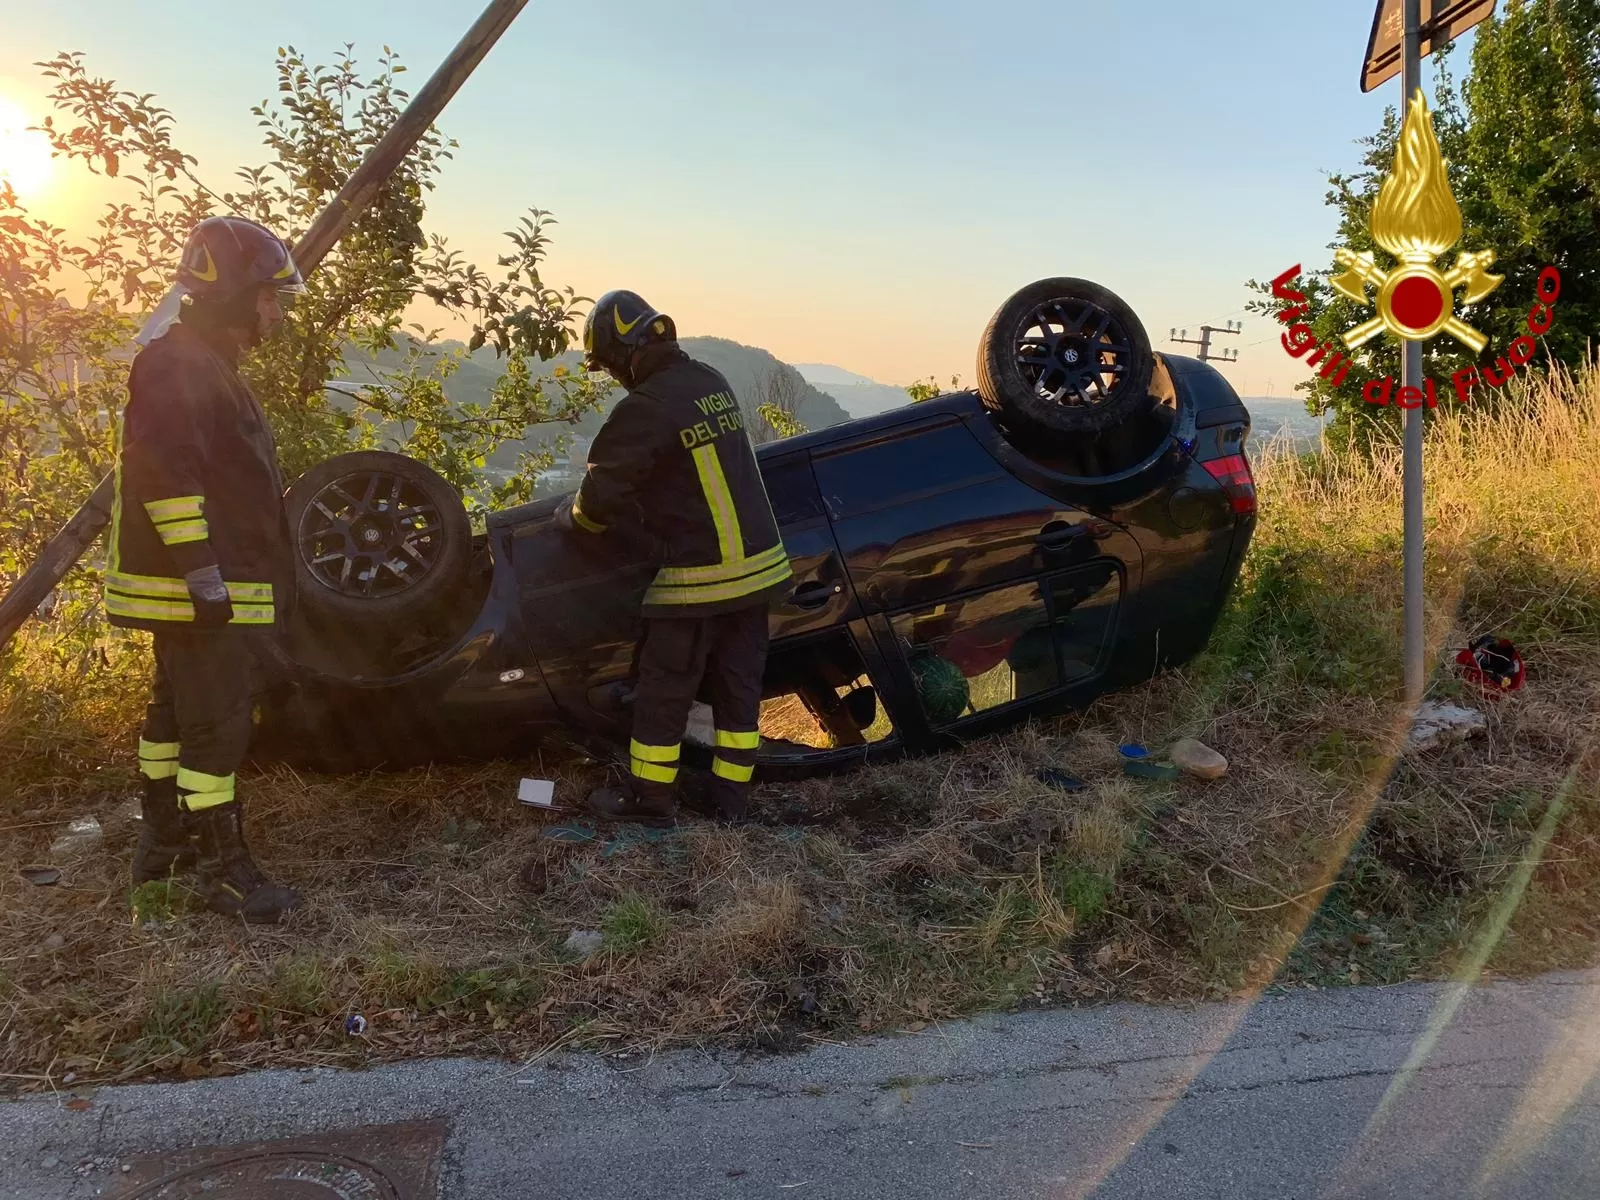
[{"left": 1332, "top": 88, "right": 1502, "bottom": 353}]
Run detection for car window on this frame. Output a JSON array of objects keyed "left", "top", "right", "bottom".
[
  {"left": 1047, "top": 563, "right": 1122, "bottom": 681},
  {"left": 886, "top": 564, "right": 1124, "bottom": 728},
  {"left": 761, "top": 452, "right": 827, "bottom": 527},
  {"left": 889, "top": 581, "right": 1060, "bottom": 726},
  {"left": 755, "top": 628, "right": 896, "bottom": 758},
  {"left": 811, "top": 420, "right": 1003, "bottom": 520}
]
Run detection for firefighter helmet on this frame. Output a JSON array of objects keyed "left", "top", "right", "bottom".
[
  {"left": 582, "top": 289, "right": 675, "bottom": 378},
  {"left": 175, "top": 216, "right": 304, "bottom": 306}
]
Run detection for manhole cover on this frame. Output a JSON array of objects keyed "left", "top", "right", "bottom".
[
  {"left": 110, "top": 1121, "right": 446, "bottom": 1200},
  {"left": 123, "top": 1150, "right": 402, "bottom": 1197}
]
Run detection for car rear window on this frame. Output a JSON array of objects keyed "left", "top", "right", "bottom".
[{"left": 811, "top": 420, "right": 1003, "bottom": 520}]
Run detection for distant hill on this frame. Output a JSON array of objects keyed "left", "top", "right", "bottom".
[
  {"left": 794, "top": 363, "right": 915, "bottom": 420},
  {"left": 677, "top": 338, "right": 851, "bottom": 437},
  {"left": 1242, "top": 396, "right": 1332, "bottom": 453},
  {"left": 793, "top": 363, "right": 879, "bottom": 388},
  {"left": 336, "top": 335, "right": 852, "bottom": 489}
]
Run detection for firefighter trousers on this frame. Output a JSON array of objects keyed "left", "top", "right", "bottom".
[
  {"left": 627, "top": 604, "right": 770, "bottom": 817},
  {"left": 138, "top": 628, "right": 271, "bottom": 812}
]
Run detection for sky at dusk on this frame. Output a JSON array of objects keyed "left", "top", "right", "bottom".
[{"left": 2, "top": 1, "right": 1479, "bottom": 396}]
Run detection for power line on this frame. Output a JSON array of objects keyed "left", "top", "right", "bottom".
[
  {"left": 1169, "top": 319, "right": 1243, "bottom": 364},
  {"left": 1171, "top": 306, "right": 1250, "bottom": 334}
]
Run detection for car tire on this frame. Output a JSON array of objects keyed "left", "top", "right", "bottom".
[
  {"left": 975, "top": 277, "right": 1155, "bottom": 445},
  {"left": 283, "top": 450, "right": 472, "bottom": 627}
]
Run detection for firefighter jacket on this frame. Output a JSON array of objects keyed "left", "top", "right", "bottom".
[
  {"left": 103, "top": 319, "right": 294, "bottom": 632},
  {"left": 570, "top": 345, "right": 792, "bottom": 618}
]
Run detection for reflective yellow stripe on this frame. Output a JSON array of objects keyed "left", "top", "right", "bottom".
[
  {"left": 715, "top": 729, "right": 760, "bottom": 750},
  {"left": 711, "top": 757, "right": 755, "bottom": 783},
  {"left": 691, "top": 444, "right": 742, "bottom": 564},
  {"left": 109, "top": 429, "right": 126, "bottom": 580},
  {"left": 108, "top": 573, "right": 273, "bottom": 602},
  {"left": 629, "top": 739, "right": 680, "bottom": 764},
  {"left": 177, "top": 767, "right": 233, "bottom": 790},
  {"left": 631, "top": 758, "right": 679, "bottom": 784},
  {"left": 177, "top": 767, "right": 235, "bottom": 810},
  {"left": 105, "top": 592, "right": 275, "bottom": 625},
  {"left": 156, "top": 518, "right": 210, "bottom": 546},
  {"left": 110, "top": 572, "right": 189, "bottom": 597},
  {"left": 144, "top": 496, "right": 204, "bottom": 523},
  {"left": 138, "top": 739, "right": 181, "bottom": 781},
  {"left": 654, "top": 543, "right": 789, "bottom": 587},
  {"left": 644, "top": 559, "right": 793, "bottom": 608},
  {"left": 108, "top": 572, "right": 273, "bottom": 602},
  {"left": 106, "top": 594, "right": 195, "bottom": 621},
  {"left": 571, "top": 495, "right": 607, "bottom": 533}
]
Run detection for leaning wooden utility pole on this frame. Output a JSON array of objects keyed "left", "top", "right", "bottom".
[{"left": 0, "top": 0, "right": 530, "bottom": 650}]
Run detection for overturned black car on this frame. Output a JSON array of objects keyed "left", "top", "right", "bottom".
[{"left": 249, "top": 278, "right": 1257, "bottom": 780}]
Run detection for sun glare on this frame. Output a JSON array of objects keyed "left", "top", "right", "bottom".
[{"left": 0, "top": 95, "right": 55, "bottom": 199}]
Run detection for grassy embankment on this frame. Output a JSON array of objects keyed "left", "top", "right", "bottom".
[{"left": 3, "top": 367, "right": 1598, "bottom": 1087}]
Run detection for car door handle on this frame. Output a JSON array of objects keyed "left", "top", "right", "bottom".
[
  {"left": 1036, "top": 522, "right": 1089, "bottom": 549},
  {"left": 789, "top": 580, "right": 841, "bottom": 610}
]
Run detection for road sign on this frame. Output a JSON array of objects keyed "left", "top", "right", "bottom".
[{"left": 1362, "top": 0, "right": 1496, "bottom": 92}]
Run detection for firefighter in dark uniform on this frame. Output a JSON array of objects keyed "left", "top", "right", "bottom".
[
  {"left": 108, "top": 215, "right": 304, "bottom": 923},
  {"left": 556, "top": 290, "right": 791, "bottom": 825}
]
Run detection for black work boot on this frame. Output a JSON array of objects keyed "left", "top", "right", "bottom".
[
  {"left": 677, "top": 770, "right": 753, "bottom": 826},
  {"left": 586, "top": 786, "right": 677, "bottom": 828},
  {"left": 132, "top": 776, "right": 196, "bottom": 886},
  {"left": 191, "top": 802, "right": 303, "bottom": 924}
]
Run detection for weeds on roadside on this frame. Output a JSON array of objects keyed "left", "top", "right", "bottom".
[{"left": 4, "top": 366, "right": 1600, "bottom": 1085}]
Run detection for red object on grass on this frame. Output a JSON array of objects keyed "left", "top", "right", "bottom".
[{"left": 1455, "top": 636, "right": 1524, "bottom": 697}]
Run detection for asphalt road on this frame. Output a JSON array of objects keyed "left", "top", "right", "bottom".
[{"left": 5, "top": 970, "right": 1600, "bottom": 1199}]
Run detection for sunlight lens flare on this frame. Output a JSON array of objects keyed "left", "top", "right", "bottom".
[{"left": 0, "top": 96, "right": 55, "bottom": 199}]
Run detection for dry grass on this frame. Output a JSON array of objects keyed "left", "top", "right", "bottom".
[{"left": 4, "top": 367, "right": 1600, "bottom": 1090}]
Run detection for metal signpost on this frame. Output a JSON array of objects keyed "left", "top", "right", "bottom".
[{"left": 1360, "top": 0, "right": 1497, "bottom": 705}]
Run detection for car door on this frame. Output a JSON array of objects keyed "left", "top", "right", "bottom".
[
  {"left": 808, "top": 413, "right": 1143, "bottom": 739},
  {"left": 758, "top": 449, "right": 855, "bottom": 639},
  {"left": 507, "top": 449, "right": 859, "bottom": 742}
]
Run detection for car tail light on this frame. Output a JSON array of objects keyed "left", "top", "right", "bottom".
[{"left": 1201, "top": 452, "right": 1256, "bottom": 516}]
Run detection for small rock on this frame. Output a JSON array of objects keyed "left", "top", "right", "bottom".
[
  {"left": 1170, "top": 738, "right": 1228, "bottom": 780},
  {"left": 44, "top": 934, "right": 65, "bottom": 951},
  {"left": 563, "top": 930, "right": 605, "bottom": 959},
  {"left": 42, "top": 1157, "right": 59, "bottom": 1169},
  {"left": 1406, "top": 702, "right": 1486, "bottom": 753}
]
